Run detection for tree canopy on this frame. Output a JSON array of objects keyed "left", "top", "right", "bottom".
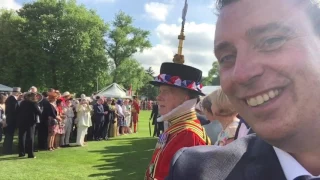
[
  {"left": 0, "top": 0, "right": 156, "bottom": 98},
  {"left": 0, "top": 0, "right": 109, "bottom": 94},
  {"left": 202, "top": 61, "right": 220, "bottom": 86},
  {"left": 106, "top": 11, "right": 152, "bottom": 83}
]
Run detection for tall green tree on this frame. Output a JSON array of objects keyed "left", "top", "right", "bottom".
[
  {"left": 106, "top": 11, "right": 152, "bottom": 82},
  {"left": 138, "top": 67, "right": 158, "bottom": 100},
  {"left": 0, "top": 10, "right": 26, "bottom": 87},
  {"left": 0, "top": 0, "right": 109, "bottom": 94},
  {"left": 145, "top": 67, "right": 155, "bottom": 77},
  {"left": 113, "top": 58, "right": 146, "bottom": 92},
  {"left": 202, "top": 61, "right": 220, "bottom": 86}
]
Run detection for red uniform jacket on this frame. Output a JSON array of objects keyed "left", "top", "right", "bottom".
[
  {"left": 145, "top": 111, "right": 211, "bottom": 180},
  {"left": 132, "top": 100, "right": 140, "bottom": 123}
]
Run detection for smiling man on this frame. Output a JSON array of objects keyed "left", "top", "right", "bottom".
[{"left": 166, "top": 0, "right": 320, "bottom": 179}]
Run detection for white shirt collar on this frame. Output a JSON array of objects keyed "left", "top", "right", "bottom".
[{"left": 273, "top": 147, "right": 319, "bottom": 180}]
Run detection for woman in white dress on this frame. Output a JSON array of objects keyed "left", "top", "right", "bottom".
[
  {"left": 75, "top": 97, "right": 92, "bottom": 146},
  {"left": 122, "top": 100, "right": 132, "bottom": 134},
  {"left": 115, "top": 99, "right": 125, "bottom": 136},
  {"left": 61, "top": 99, "right": 74, "bottom": 147}
]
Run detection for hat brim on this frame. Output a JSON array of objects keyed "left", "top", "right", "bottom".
[{"left": 149, "top": 81, "right": 205, "bottom": 96}]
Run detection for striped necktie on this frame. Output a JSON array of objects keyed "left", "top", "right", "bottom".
[{"left": 294, "top": 176, "right": 320, "bottom": 180}]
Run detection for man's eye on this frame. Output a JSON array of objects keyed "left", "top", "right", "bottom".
[
  {"left": 258, "top": 37, "right": 286, "bottom": 51},
  {"left": 219, "top": 54, "right": 236, "bottom": 64}
]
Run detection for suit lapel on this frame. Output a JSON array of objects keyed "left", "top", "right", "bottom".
[{"left": 243, "top": 137, "right": 286, "bottom": 180}]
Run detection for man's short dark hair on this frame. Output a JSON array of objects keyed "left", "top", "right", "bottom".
[
  {"left": 42, "top": 92, "right": 48, "bottom": 97},
  {"left": 216, "top": 0, "right": 320, "bottom": 35},
  {"left": 216, "top": 0, "right": 239, "bottom": 10}
]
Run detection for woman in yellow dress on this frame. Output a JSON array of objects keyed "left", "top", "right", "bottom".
[{"left": 109, "top": 99, "right": 117, "bottom": 137}]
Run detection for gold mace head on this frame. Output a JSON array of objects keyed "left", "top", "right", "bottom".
[{"left": 173, "top": 54, "right": 185, "bottom": 64}]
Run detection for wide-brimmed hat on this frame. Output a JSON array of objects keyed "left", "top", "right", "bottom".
[
  {"left": 80, "top": 94, "right": 86, "bottom": 99},
  {"left": 149, "top": 62, "right": 205, "bottom": 96},
  {"left": 62, "top": 91, "right": 71, "bottom": 97}
]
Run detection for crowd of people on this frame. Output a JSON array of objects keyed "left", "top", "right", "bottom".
[
  {"left": 0, "top": 86, "right": 141, "bottom": 158},
  {"left": 1, "top": 0, "right": 319, "bottom": 179}
]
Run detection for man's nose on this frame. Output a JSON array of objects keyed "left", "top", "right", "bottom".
[{"left": 232, "top": 52, "right": 264, "bottom": 86}]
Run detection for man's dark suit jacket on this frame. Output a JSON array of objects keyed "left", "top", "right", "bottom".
[
  {"left": 103, "top": 104, "right": 111, "bottom": 122},
  {"left": 165, "top": 134, "right": 286, "bottom": 180},
  {"left": 4, "top": 95, "right": 19, "bottom": 134},
  {"left": 39, "top": 98, "right": 52, "bottom": 124},
  {"left": 17, "top": 100, "right": 42, "bottom": 127},
  {"left": 93, "top": 103, "right": 105, "bottom": 122}
]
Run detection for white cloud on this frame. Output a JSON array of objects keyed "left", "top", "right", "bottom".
[
  {"left": 144, "top": 2, "right": 172, "bottom": 22},
  {"left": 134, "top": 21, "right": 217, "bottom": 77},
  {"left": 0, "top": 0, "right": 21, "bottom": 10}
]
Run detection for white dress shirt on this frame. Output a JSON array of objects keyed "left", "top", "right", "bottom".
[
  {"left": 237, "top": 124, "right": 251, "bottom": 139},
  {"left": 273, "top": 147, "right": 320, "bottom": 180}
]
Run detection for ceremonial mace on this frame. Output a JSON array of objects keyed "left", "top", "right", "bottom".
[{"left": 173, "top": 0, "right": 188, "bottom": 64}]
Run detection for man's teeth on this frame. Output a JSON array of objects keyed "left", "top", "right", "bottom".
[{"left": 246, "top": 89, "right": 281, "bottom": 107}]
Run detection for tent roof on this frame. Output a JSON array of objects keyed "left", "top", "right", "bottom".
[
  {"left": 201, "top": 86, "right": 220, "bottom": 95},
  {"left": 0, "top": 84, "right": 13, "bottom": 92},
  {"left": 96, "top": 83, "right": 130, "bottom": 98}
]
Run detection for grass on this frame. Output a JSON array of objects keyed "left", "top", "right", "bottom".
[{"left": 0, "top": 110, "right": 156, "bottom": 180}]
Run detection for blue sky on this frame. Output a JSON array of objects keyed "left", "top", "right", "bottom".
[{"left": 2, "top": 0, "right": 218, "bottom": 76}]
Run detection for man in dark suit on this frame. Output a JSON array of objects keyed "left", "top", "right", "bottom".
[
  {"left": 166, "top": 0, "right": 320, "bottom": 179},
  {"left": 17, "top": 92, "right": 42, "bottom": 158},
  {"left": 150, "top": 102, "right": 163, "bottom": 137},
  {"left": 93, "top": 98, "right": 107, "bottom": 141},
  {"left": 3, "top": 87, "right": 21, "bottom": 154},
  {"left": 37, "top": 91, "right": 52, "bottom": 150},
  {"left": 102, "top": 97, "right": 111, "bottom": 140}
]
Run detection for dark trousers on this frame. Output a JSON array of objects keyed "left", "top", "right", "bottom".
[
  {"left": 18, "top": 124, "right": 36, "bottom": 157},
  {"left": 3, "top": 125, "right": 15, "bottom": 154},
  {"left": 37, "top": 122, "right": 48, "bottom": 150},
  {"left": 102, "top": 119, "right": 110, "bottom": 139},
  {"left": 86, "top": 118, "right": 94, "bottom": 141},
  {"left": 94, "top": 120, "right": 104, "bottom": 139}
]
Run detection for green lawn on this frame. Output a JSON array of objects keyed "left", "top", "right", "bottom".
[{"left": 0, "top": 111, "right": 156, "bottom": 180}]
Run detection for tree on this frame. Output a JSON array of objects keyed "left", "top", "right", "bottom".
[
  {"left": 145, "top": 67, "right": 155, "bottom": 77},
  {"left": 0, "top": 10, "right": 26, "bottom": 87},
  {"left": 0, "top": 0, "right": 109, "bottom": 94},
  {"left": 137, "top": 67, "right": 158, "bottom": 100},
  {"left": 202, "top": 61, "right": 220, "bottom": 86},
  {"left": 113, "top": 58, "right": 146, "bottom": 91},
  {"left": 106, "top": 11, "right": 152, "bottom": 82}
]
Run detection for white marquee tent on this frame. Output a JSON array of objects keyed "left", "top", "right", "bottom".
[
  {"left": 201, "top": 86, "right": 221, "bottom": 95},
  {"left": 0, "top": 84, "right": 13, "bottom": 92},
  {"left": 96, "top": 83, "right": 131, "bottom": 99}
]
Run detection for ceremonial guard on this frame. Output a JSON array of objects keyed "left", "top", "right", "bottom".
[
  {"left": 145, "top": 1, "right": 210, "bottom": 179},
  {"left": 131, "top": 96, "right": 140, "bottom": 133}
]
